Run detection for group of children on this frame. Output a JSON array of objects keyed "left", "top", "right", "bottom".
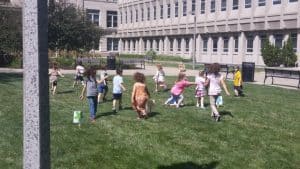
[{"left": 49, "top": 61, "right": 243, "bottom": 122}]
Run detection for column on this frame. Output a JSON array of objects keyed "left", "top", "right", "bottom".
[
  {"left": 23, "top": 0, "right": 50, "bottom": 168},
  {"left": 218, "top": 36, "right": 222, "bottom": 63},
  {"left": 253, "top": 35, "right": 260, "bottom": 64},
  {"left": 229, "top": 36, "right": 234, "bottom": 63},
  {"left": 189, "top": 36, "right": 193, "bottom": 59},
  {"left": 196, "top": 34, "right": 201, "bottom": 62},
  {"left": 129, "top": 40, "right": 133, "bottom": 53},
  {"left": 153, "top": 39, "right": 157, "bottom": 52},
  {"left": 139, "top": 38, "right": 143, "bottom": 54},
  {"left": 239, "top": 32, "right": 246, "bottom": 63},
  {"left": 297, "top": 33, "right": 300, "bottom": 55},
  {"left": 173, "top": 38, "right": 178, "bottom": 54},
  {"left": 159, "top": 38, "right": 164, "bottom": 54},
  {"left": 135, "top": 40, "right": 139, "bottom": 53},
  {"left": 125, "top": 40, "right": 129, "bottom": 52},
  {"left": 181, "top": 37, "right": 185, "bottom": 56},
  {"left": 118, "top": 39, "right": 123, "bottom": 53},
  {"left": 164, "top": 36, "right": 170, "bottom": 54},
  {"left": 146, "top": 39, "right": 150, "bottom": 51}
]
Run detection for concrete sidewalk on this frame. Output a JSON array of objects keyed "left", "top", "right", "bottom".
[{"left": 0, "top": 65, "right": 299, "bottom": 90}]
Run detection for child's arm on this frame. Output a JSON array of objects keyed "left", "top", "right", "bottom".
[
  {"left": 221, "top": 78, "right": 230, "bottom": 96},
  {"left": 79, "top": 84, "right": 86, "bottom": 100},
  {"left": 131, "top": 84, "right": 136, "bottom": 103},
  {"left": 58, "top": 71, "right": 64, "bottom": 77},
  {"left": 120, "top": 83, "right": 126, "bottom": 91}
]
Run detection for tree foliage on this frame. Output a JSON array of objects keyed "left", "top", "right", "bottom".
[
  {"left": 261, "top": 38, "right": 297, "bottom": 67},
  {"left": 281, "top": 37, "right": 297, "bottom": 67},
  {"left": 48, "top": 2, "right": 102, "bottom": 52},
  {"left": 0, "top": 7, "right": 22, "bottom": 54}
]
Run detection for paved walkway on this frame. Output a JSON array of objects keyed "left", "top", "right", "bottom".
[{"left": 0, "top": 64, "right": 299, "bottom": 90}]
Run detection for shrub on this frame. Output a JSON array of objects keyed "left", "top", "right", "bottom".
[
  {"left": 119, "top": 54, "right": 144, "bottom": 58},
  {"left": 281, "top": 37, "right": 297, "bottom": 67},
  {"left": 261, "top": 40, "right": 283, "bottom": 67},
  {"left": 145, "top": 49, "right": 157, "bottom": 60}
]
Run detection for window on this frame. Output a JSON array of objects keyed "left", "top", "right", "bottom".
[
  {"left": 273, "top": 0, "right": 281, "bottom": 5},
  {"left": 167, "top": 4, "right": 171, "bottom": 18},
  {"left": 221, "top": 0, "right": 226, "bottom": 11},
  {"left": 185, "top": 38, "right": 189, "bottom": 52},
  {"left": 177, "top": 38, "right": 181, "bottom": 51},
  {"left": 213, "top": 38, "right": 218, "bottom": 52},
  {"left": 289, "top": 0, "right": 298, "bottom": 2},
  {"left": 123, "top": 40, "right": 125, "bottom": 51},
  {"left": 191, "top": 0, "right": 196, "bottom": 15},
  {"left": 233, "top": 0, "right": 238, "bottom": 10},
  {"left": 258, "top": 0, "right": 266, "bottom": 6},
  {"left": 175, "top": 1, "right": 179, "bottom": 17},
  {"left": 203, "top": 37, "right": 208, "bottom": 52},
  {"left": 275, "top": 34, "right": 283, "bottom": 48},
  {"left": 87, "top": 9, "right": 99, "bottom": 25},
  {"left": 160, "top": 5, "right": 163, "bottom": 19},
  {"left": 170, "top": 39, "right": 174, "bottom": 51},
  {"left": 125, "top": 11, "right": 127, "bottom": 23},
  {"left": 107, "top": 11, "right": 118, "bottom": 27},
  {"left": 153, "top": 6, "right": 156, "bottom": 20},
  {"left": 133, "top": 40, "right": 136, "bottom": 51},
  {"left": 200, "top": 0, "right": 205, "bottom": 14},
  {"left": 150, "top": 40, "right": 153, "bottom": 50},
  {"left": 260, "top": 35, "right": 267, "bottom": 49},
  {"left": 147, "top": 7, "right": 150, "bottom": 21},
  {"left": 211, "top": 0, "right": 215, "bottom": 13},
  {"left": 247, "top": 35, "right": 253, "bottom": 52},
  {"left": 130, "top": 10, "right": 132, "bottom": 23},
  {"left": 141, "top": 8, "right": 144, "bottom": 21},
  {"left": 144, "top": 40, "right": 147, "bottom": 51},
  {"left": 223, "top": 37, "right": 228, "bottom": 52},
  {"left": 156, "top": 39, "right": 159, "bottom": 51},
  {"left": 183, "top": 0, "right": 187, "bottom": 16},
  {"left": 107, "top": 38, "right": 118, "bottom": 51},
  {"left": 234, "top": 36, "right": 239, "bottom": 52},
  {"left": 245, "top": 0, "right": 251, "bottom": 8},
  {"left": 136, "top": 9, "right": 138, "bottom": 22},
  {"left": 291, "top": 33, "right": 297, "bottom": 52}
]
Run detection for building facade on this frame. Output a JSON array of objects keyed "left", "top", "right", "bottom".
[{"left": 118, "top": 0, "right": 300, "bottom": 66}]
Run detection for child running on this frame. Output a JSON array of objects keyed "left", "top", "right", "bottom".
[
  {"left": 165, "top": 73, "right": 196, "bottom": 108},
  {"left": 195, "top": 70, "right": 206, "bottom": 109},
  {"left": 49, "top": 63, "right": 64, "bottom": 95},
  {"left": 233, "top": 66, "right": 244, "bottom": 97},
  {"left": 73, "top": 61, "right": 85, "bottom": 87},
  {"left": 80, "top": 67, "right": 105, "bottom": 123},
  {"left": 131, "top": 72, "right": 150, "bottom": 119},
  {"left": 205, "top": 63, "right": 230, "bottom": 122},
  {"left": 112, "top": 68, "right": 126, "bottom": 112},
  {"left": 97, "top": 67, "right": 109, "bottom": 103},
  {"left": 153, "top": 64, "right": 167, "bottom": 92}
]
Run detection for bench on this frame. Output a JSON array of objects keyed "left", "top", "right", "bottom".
[
  {"left": 264, "top": 68, "right": 300, "bottom": 88},
  {"left": 119, "top": 58, "right": 145, "bottom": 69},
  {"left": 144, "top": 55, "right": 153, "bottom": 63},
  {"left": 203, "top": 63, "right": 234, "bottom": 79},
  {"left": 76, "top": 57, "right": 103, "bottom": 66}
]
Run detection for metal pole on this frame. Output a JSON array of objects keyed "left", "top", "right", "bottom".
[{"left": 193, "top": 15, "right": 196, "bottom": 70}]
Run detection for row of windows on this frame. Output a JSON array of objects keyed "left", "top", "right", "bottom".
[
  {"left": 120, "top": 0, "right": 298, "bottom": 24},
  {"left": 87, "top": 9, "right": 118, "bottom": 28},
  {"left": 120, "top": 34, "right": 298, "bottom": 53}
]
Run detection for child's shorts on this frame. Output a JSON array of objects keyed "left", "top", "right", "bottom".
[
  {"left": 98, "top": 84, "right": 108, "bottom": 93},
  {"left": 195, "top": 90, "right": 205, "bottom": 97},
  {"left": 113, "top": 93, "right": 122, "bottom": 100},
  {"left": 75, "top": 75, "right": 83, "bottom": 81}
]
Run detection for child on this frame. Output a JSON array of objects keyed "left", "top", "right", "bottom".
[
  {"left": 153, "top": 64, "right": 167, "bottom": 92},
  {"left": 73, "top": 61, "right": 85, "bottom": 87},
  {"left": 49, "top": 63, "right": 64, "bottom": 95},
  {"left": 178, "top": 62, "right": 186, "bottom": 72},
  {"left": 233, "top": 66, "right": 244, "bottom": 97},
  {"left": 205, "top": 63, "right": 230, "bottom": 122},
  {"left": 165, "top": 73, "right": 196, "bottom": 108},
  {"left": 112, "top": 68, "right": 126, "bottom": 112},
  {"left": 195, "top": 70, "right": 206, "bottom": 109},
  {"left": 97, "top": 67, "right": 109, "bottom": 103},
  {"left": 131, "top": 72, "right": 150, "bottom": 119},
  {"left": 80, "top": 67, "right": 104, "bottom": 123}
]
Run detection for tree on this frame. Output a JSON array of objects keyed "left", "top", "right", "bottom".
[
  {"left": 281, "top": 37, "right": 297, "bottom": 67},
  {"left": 48, "top": 2, "right": 102, "bottom": 53},
  {"left": 261, "top": 39, "right": 282, "bottom": 67},
  {"left": 0, "top": 6, "right": 22, "bottom": 54}
]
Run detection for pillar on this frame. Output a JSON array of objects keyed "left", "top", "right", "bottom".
[{"left": 23, "top": 0, "right": 50, "bottom": 168}]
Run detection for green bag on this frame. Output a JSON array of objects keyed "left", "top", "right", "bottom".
[{"left": 73, "top": 111, "right": 82, "bottom": 124}]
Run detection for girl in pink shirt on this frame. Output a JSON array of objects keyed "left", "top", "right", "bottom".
[{"left": 165, "top": 73, "right": 196, "bottom": 108}]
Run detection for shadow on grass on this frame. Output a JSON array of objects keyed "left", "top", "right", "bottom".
[
  {"left": 219, "top": 110, "right": 234, "bottom": 117},
  {"left": 0, "top": 73, "right": 23, "bottom": 84},
  {"left": 57, "top": 90, "right": 75, "bottom": 94},
  {"left": 148, "top": 111, "right": 160, "bottom": 118},
  {"left": 96, "top": 111, "right": 117, "bottom": 118},
  {"left": 157, "top": 161, "right": 219, "bottom": 169}
]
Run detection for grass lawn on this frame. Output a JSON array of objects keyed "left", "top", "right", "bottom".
[{"left": 0, "top": 73, "right": 299, "bottom": 169}]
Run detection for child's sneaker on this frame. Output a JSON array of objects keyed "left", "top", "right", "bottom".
[
  {"left": 196, "top": 103, "right": 200, "bottom": 107},
  {"left": 200, "top": 106, "right": 205, "bottom": 109}
]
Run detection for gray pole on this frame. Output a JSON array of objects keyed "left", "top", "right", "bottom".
[
  {"left": 193, "top": 15, "right": 196, "bottom": 70},
  {"left": 23, "top": 0, "right": 50, "bottom": 168}
]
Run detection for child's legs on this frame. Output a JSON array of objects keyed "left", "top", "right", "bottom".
[
  {"left": 103, "top": 86, "right": 108, "bottom": 98},
  {"left": 112, "top": 93, "right": 122, "bottom": 110},
  {"left": 87, "top": 96, "right": 97, "bottom": 119},
  {"left": 177, "top": 95, "right": 184, "bottom": 106},
  {"left": 52, "top": 81, "right": 57, "bottom": 94},
  {"left": 209, "top": 95, "right": 219, "bottom": 116},
  {"left": 200, "top": 96, "right": 204, "bottom": 107}
]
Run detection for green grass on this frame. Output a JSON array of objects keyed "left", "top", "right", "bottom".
[{"left": 0, "top": 73, "right": 299, "bottom": 169}]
